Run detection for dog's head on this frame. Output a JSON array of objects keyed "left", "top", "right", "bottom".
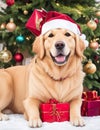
[{"left": 33, "top": 28, "right": 85, "bottom": 66}]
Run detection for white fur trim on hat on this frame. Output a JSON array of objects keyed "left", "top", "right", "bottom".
[
  {"left": 41, "top": 19, "right": 81, "bottom": 35},
  {"left": 80, "top": 34, "right": 89, "bottom": 47}
]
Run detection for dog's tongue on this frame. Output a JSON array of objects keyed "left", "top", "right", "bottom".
[{"left": 55, "top": 56, "right": 65, "bottom": 62}]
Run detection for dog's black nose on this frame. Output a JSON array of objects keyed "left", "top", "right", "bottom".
[{"left": 55, "top": 41, "right": 65, "bottom": 50}]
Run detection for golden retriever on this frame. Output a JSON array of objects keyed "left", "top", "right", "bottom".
[{"left": 0, "top": 29, "right": 85, "bottom": 127}]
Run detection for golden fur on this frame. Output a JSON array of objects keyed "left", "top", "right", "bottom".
[{"left": 0, "top": 29, "right": 85, "bottom": 127}]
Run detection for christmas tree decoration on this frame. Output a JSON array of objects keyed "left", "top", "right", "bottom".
[
  {"left": 16, "top": 35, "right": 25, "bottom": 43},
  {"left": 94, "top": 18, "right": 99, "bottom": 24},
  {"left": 83, "top": 60, "right": 97, "bottom": 74},
  {"left": 56, "top": 2, "right": 60, "bottom": 6},
  {"left": 94, "top": 55, "right": 99, "bottom": 61},
  {"left": 87, "top": 19, "right": 97, "bottom": 31},
  {"left": 89, "top": 39, "right": 99, "bottom": 50},
  {"left": 13, "top": 52, "right": 24, "bottom": 62},
  {"left": 6, "top": 18, "right": 16, "bottom": 32},
  {"left": 95, "top": 11, "right": 100, "bottom": 17},
  {"left": 23, "top": 10, "right": 28, "bottom": 15},
  {"left": 0, "top": 23, "right": 6, "bottom": 30},
  {"left": 6, "top": 0, "right": 15, "bottom": 6},
  {"left": 26, "top": 36, "right": 31, "bottom": 41},
  {"left": 0, "top": 47, "right": 12, "bottom": 63}
]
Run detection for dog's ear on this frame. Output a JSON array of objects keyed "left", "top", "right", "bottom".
[
  {"left": 75, "top": 34, "right": 86, "bottom": 57},
  {"left": 32, "top": 35, "right": 45, "bottom": 59}
]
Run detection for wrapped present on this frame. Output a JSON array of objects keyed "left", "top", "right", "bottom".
[
  {"left": 40, "top": 99, "right": 70, "bottom": 122},
  {"left": 81, "top": 91, "right": 100, "bottom": 116}
]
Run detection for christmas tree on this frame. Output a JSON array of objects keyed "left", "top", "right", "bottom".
[{"left": 0, "top": 0, "right": 100, "bottom": 92}]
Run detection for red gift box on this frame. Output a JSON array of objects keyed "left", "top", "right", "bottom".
[
  {"left": 81, "top": 91, "right": 100, "bottom": 116},
  {"left": 40, "top": 99, "right": 70, "bottom": 122}
]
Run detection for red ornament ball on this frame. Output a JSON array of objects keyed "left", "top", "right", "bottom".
[
  {"left": 6, "top": 0, "right": 15, "bottom": 6},
  {"left": 94, "top": 18, "right": 99, "bottom": 24},
  {"left": 14, "top": 52, "right": 24, "bottom": 62}
]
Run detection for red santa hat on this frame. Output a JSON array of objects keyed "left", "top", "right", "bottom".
[
  {"left": 41, "top": 11, "right": 81, "bottom": 35},
  {"left": 26, "top": 9, "right": 88, "bottom": 46}
]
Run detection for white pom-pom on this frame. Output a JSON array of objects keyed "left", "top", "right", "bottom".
[
  {"left": 80, "top": 34, "right": 89, "bottom": 47},
  {"left": 80, "top": 34, "right": 86, "bottom": 40},
  {"left": 84, "top": 40, "right": 89, "bottom": 47}
]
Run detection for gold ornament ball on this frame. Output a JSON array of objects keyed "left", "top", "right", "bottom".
[
  {"left": 87, "top": 20, "right": 97, "bottom": 31},
  {"left": 6, "top": 19, "right": 16, "bottom": 32},
  {"left": 0, "top": 47, "right": 12, "bottom": 63},
  {"left": 96, "top": 11, "right": 100, "bottom": 16},
  {"left": 83, "top": 60, "right": 97, "bottom": 74},
  {"left": 56, "top": 3, "right": 60, "bottom": 6},
  {"left": 23, "top": 10, "right": 28, "bottom": 15},
  {"left": 0, "top": 23, "right": 6, "bottom": 30},
  {"left": 89, "top": 40, "right": 99, "bottom": 50}
]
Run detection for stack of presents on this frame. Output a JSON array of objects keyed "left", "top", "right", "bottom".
[
  {"left": 81, "top": 91, "right": 100, "bottom": 116},
  {"left": 40, "top": 91, "right": 100, "bottom": 122}
]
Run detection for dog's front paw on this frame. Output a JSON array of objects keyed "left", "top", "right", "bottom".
[
  {"left": 70, "top": 116, "right": 85, "bottom": 127},
  {"left": 0, "top": 113, "right": 9, "bottom": 121},
  {"left": 29, "top": 118, "right": 42, "bottom": 128}
]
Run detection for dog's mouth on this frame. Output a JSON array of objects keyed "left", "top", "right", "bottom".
[{"left": 50, "top": 52, "right": 70, "bottom": 65}]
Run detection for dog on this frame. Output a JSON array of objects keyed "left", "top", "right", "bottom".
[{"left": 0, "top": 28, "right": 85, "bottom": 127}]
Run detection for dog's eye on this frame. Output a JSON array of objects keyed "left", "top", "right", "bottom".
[
  {"left": 65, "top": 32, "right": 71, "bottom": 37},
  {"left": 48, "top": 33, "right": 54, "bottom": 38}
]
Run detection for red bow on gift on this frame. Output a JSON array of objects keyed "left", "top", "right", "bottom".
[
  {"left": 48, "top": 99, "right": 59, "bottom": 104},
  {"left": 82, "top": 90, "right": 98, "bottom": 100}
]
